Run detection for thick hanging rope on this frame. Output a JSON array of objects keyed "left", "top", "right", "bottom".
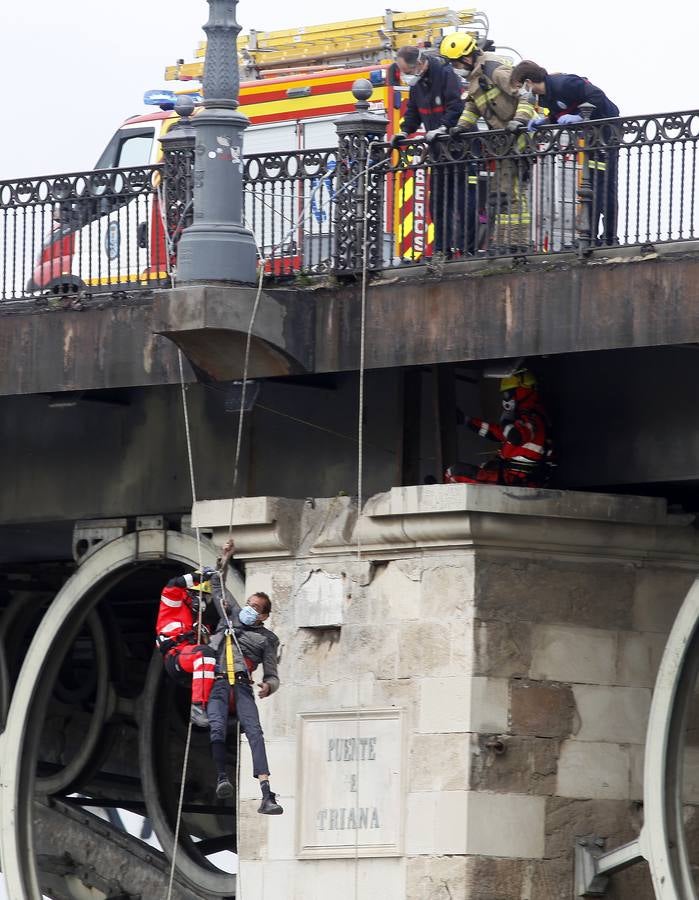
[
  {"left": 165, "top": 348, "right": 206, "bottom": 900},
  {"left": 227, "top": 257, "right": 265, "bottom": 539},
  {"left": 158, "top": 142, "right": 389, "bottom": 900}
]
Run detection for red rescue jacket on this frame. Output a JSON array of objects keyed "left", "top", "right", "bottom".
[
  {"left": 155, "top": 578, "right": 196, "bottom": 645},
  {"left": 467, "top": 392, "right": 552, "bottom": 468}
]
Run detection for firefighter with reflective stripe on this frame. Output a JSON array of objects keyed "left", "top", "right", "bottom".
[
  {"left": 392, "top": 46, "right": 475, "bottom": 260},
  {"left": 511, "top": 60, "right": 620, "bottom": 246},
  {"left": 442, "top": 33, "right": 536, "bottom": 252},
  {"left": 205, "top": 538, "right": 283, "bottom": 814},
  {"left": 444, "top": 369, "right": 554, "bottom": 487},
  {"left": 155, "top": 567, "right": 218, "bottom": 727}
]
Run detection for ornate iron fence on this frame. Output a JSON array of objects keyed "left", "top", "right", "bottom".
[
  {"left": 361, "top": 109, "right": 699, "bottom": 270},
  {"left": 0, "top": 166, "right": 169, "bottom": 301},
  {"left": 243, "top": 147, "right": 339, "bottom": 276},
  {"left": 3, "top": 110, "right": 699, "bottom": 300}
]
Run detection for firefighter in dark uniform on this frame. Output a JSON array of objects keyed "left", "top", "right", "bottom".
[
  {"left": 445, "top": 369, "right": 554, "bottom": 487},
  {"left": 206, "top": 539, "right": 283, "bottom": 815},
  {"left": 155, "top": 567, "right": 218, "bottom": 728},
  {"left": 511, "top": 60, "right": 620, "bottom": 246},
  {"left": 392, "top": 45, "right": 475, "bottom": 261}
]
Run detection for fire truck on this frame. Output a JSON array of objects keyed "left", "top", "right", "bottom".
[
  {"left": 30, "top": 7, "right": 492, "bottom": 293},
  {"left": 30, "top": 7, "right": 576, "bottom": 293}
]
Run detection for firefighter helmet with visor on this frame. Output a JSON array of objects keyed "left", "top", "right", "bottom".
[
  {"left": 499, "top": 370, "right": 537, "bottom": 393},
  {"left": 439, "top": 32, "right": 478, "bottom": 61}
]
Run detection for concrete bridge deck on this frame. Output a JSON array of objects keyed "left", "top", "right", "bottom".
[{"left": 1, "top": 243, "right": 697, "bottom": 396}]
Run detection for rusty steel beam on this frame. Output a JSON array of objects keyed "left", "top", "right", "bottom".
[{"left": 33, "top": 798, "right": 203, "bottom": 900}]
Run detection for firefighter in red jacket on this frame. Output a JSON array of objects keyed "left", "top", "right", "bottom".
[
  {"left": 445, "top": 369, "right": 553, "bottom": 486},
  {"left": 155, "top": 566, "right": 218, "bottom": 727}
]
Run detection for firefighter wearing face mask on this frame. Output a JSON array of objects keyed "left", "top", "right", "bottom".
[
  {"left": 511, "top": 60, "right": 620, "bottom": 246},
  {"left": 444, "top": 370, "right": 554, "bottom": 486},
  {"left": 155, "top": 567, "right": 218, "bottom": 728},
  {"left": 441, "top": 32, "right": 536, "bottom": 252},
  {"left": 392, "top": 45, "right": 476, "bottom": 260}
]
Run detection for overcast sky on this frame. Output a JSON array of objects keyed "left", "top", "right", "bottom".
[{"left": 2, "top": 0, "right": 699, "bottom": 181}]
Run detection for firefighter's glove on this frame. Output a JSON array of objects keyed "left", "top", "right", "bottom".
[
  {"left": 425, "top": 126, "right": 447, "bottom": 143},
  {"left": 156, "top": 636, "right": 177, "bottom": 656},
  {"left": 189, "top": 594, "right": 207, "bottom": 614},
  {"left": 200, "top": 565, "right": 217, "bottom": 581},
  {"left": 527, "top": 116, "right": 548, "bottom": 132},
  {"left": 449, "top": 124, "right": 467, "bottom": 137},
  {"left": 390, "top": 132, "right": 407, "bottom": 150},
  {"left": 558, "top": 113, "right": 583, "bottom": 126},
  {"left": 505, "top": 119, "right": 525, "bottom": 133}
]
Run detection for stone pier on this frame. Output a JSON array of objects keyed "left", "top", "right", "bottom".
[{"left": 192, "top": 485, "right": 699, "bottom": 899}]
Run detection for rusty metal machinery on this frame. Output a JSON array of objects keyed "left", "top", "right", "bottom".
[{"left": 0, "top": 527, "right": 244, "bottom": 900}]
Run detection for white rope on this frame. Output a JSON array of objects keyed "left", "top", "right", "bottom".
[
  {"left": 353, "top": 138, "right": 377, "bottom": 900},
  {"left": 227, "top": 256, "right": 265, "bottom": 538},
  {"left": 158, "top": 145, "right": 388, "bottom": 900},
  {"left": 159, "top": 177, "right": 206, "bottom": 900},
  {"left": 165, "top": 347, "right": 205, "bottom": 900}
]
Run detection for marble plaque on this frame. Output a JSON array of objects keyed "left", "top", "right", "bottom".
[
  {"left": 296, "top": 708, "right": 405, "bottom": 858},
  {"left": 295, "top": 569, "right": 346, "bottom": 628}
]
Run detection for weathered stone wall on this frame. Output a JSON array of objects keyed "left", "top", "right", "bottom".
[{"left": 193, "top": 486, "right": 699, "bottom": 899}]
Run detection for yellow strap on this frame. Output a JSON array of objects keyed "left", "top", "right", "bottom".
[
  {"left": 225, "top": 633, "right": 236, "bottom": 685},
  {"left": 473, "top": 87, "right": 500, "bottom": 109},
  {"left": 588, "top": 160, "right": 607, "bottom": 171}
]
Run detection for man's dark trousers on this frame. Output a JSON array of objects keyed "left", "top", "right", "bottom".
[
  {"left": 591, "top": 147, "right": 618, "bottom": 245},
  {"left": 430, "top": 164, "right": 476, "bottom": 256},
  {"left": 208, "top": 676, "right": 270, "bottom": 777}
]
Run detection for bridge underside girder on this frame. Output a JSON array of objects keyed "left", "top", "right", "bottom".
[
  {"left": 34, "top": 799, "right": 200, "bottom": 900},
  {"left": 1, "top": 248, "right": 699, "bottom": 396}
]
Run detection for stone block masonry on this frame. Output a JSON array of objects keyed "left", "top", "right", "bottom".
[{"left": 192, "top": 485, "right": 699, "bottom": 899}]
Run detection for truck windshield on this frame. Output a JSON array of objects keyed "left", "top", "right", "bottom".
[{"left": 116, "top": 133, "right": 154, "bottom": 167}]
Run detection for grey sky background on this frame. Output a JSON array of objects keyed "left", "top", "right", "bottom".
[{"left": 2, "top": 0, "right": 699, "bottom": 180}]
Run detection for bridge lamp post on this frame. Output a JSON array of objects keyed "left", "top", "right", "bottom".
[{"left": 176, "top": 0, "right": 257, "bottom": 284}]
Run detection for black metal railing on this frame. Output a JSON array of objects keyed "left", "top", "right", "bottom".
[
  {"left": 356, "top": 108, "right": 699, "bottom": 270},
  {"left": 0, "top": 166, "right": 169, "bottom": 301},
  {"left": 3, "top": 109, "right": 699, "bottom": 301},
  {"left": 243, "top": 147, "right": 338, "bottom": 275}
]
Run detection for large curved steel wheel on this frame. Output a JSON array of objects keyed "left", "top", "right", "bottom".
[
  {"left": 35, "top": 609, "right": 112, "bottom": 795},
  {"left": 644, "top": 574, "right": 699, "bottom": 898},
  {"left": 0, "top": 638, "right": 9, "bottom": 732},
  {"left": 139, "top": 651, "right": 238, "bottom": 897},
  {"left": 0, "top": 529, "right": 242, "bottom": 900}
]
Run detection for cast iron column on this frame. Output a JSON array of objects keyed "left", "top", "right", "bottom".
[
  {"left": 160, "top": 96, "right": 196, "bottom": 257},
  {"left": 176, "top": 0, "right": 257, "bottom": 284},
  {"left": 575, "top": 101, "right": 596, "bottom": 258},
  {"left": 334, "top": 79, "right": 389, "bottom": 273}
]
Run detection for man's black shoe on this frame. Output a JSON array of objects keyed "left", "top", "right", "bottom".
[
  {"left": 216, "top": 775, "right": 234, "bottom": 800},
  {"left": 258, "top": 790, "right": 284, "bottom": 815}
]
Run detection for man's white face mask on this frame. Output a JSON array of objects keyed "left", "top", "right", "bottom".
[
  {"left": 402, "top": 72, "right": 421, "bottom": 87},
  {"left": 518, "top": 80, "right": 535, "bottom": 101}
]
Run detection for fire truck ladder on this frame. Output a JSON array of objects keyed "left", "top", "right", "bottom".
[{"left": 165, "top": 7, "right": 488, "bottom": 81}]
